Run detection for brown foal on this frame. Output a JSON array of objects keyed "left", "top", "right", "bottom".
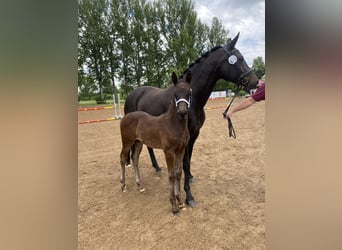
[{"left": 119, "top": 71, "right": 192, "bottom": 214}]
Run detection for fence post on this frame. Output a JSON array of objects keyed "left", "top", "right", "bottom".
[
  {"left": 113, "top": 93, "right": 118, "bottom": 119},
  {"left": 117, "top": 93, "right": 123, "bottom": 118}
]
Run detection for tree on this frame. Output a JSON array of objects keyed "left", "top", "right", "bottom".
[
  {"left": 77, "top": 0, "right": 239, "bottom": 101},
  {"left": 78, "top": 75, "right": 97, "bottom": 100},
  {"left": 213, "top": 79, "right": 237, "bottom": 92},
  {"left": 193, "top": 19, "right": 210, "bottom": 54},
  {"left": 103, "top": 0, "right": 120, "bottom": 98},
  {"left": 112, "top": 0, "right": 136, "bottom": 97},
  {"left": 159, "top": 0, "right": 199, "bottom": 75},
  {"left": 208, "top": 17, "right": 228, "bottom": 48},
  {"left": 252, "top": 56, "right": 265, "bottom": 79},
  {"left": 143, "top": 1, "right": 168, "bottom": 87},
  {"left": 79, "top": 0, "right": 111, "bottom": 101},
  {"left": 130, "top": 0, "right": 147, "bottom": 87}
]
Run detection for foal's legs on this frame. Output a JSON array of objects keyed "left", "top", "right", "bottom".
[
  {"left": 175, "top": 154, "right": 185, "bottom": 209},
  {"left": 164, "top": 151, "right": 178, "bottom": 214},
  {"left": 132, "top": 141, "right": 145, "bottom": 192},
  {"left": 125, "top": 149, "right": 132, "bottom": 167},
  {"left": 120, "top": 146, "right": 130, "bottom": 192}
]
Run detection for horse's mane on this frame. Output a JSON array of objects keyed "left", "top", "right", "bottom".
[{"left": 180, "top": 46, "right": 222, "bottom": 78}]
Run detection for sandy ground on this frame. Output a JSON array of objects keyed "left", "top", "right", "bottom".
[{"left": 78, "top": 98, "right": 265, "bottom": 249}]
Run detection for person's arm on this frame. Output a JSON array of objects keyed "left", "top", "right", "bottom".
[{"left": 226, "top": 96, "right": 256, "bottom": 118}]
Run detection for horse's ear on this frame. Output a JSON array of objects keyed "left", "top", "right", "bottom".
[
  {"left": 185, "top": 70, "right": 192, "bottom": 83},
  {"left": 226, "top": 32, "right": 240, "bottom": 50},
  {"left": 172, "top": 72, "right": 178, "bottom": 85}
]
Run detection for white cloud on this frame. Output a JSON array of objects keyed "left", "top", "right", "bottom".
[
  {"left": 194, "top": 0, "right": 265, "bottom": 66},
  {"left": 196, "top": 5, "right": 212, "bottom": 20}
]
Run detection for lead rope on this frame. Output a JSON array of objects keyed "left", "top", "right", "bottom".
[{"left": 222, "top": 87, "right": 241, "bottom": 138}]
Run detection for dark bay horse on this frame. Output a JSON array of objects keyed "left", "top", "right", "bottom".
[
  {"left": 124, "top": 33, "right": 258, "bottom": 207},
  {"left": 120, "top": 72, "right": 192, "bottom": 214}
]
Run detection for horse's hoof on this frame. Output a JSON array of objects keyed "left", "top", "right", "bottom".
[
  {"left": 189, "top": 176, "right": 195, "bottom": 183},
  {"left": 121, "top": 185, "right": 127, "bottom": 192},
  {"left": 139, "top": 187, "right": 145, "bottom": 193},
  {"left": 155, "top": 170, "right": 162, "bottom": 178},
  {"left": 125, "top": 164, "right": 132, "bottom": 168},
  {"left": 186, "top": 199, "right": 196, "bottom": 208}
]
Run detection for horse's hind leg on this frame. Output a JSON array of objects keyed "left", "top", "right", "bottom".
[
  {"left": 147, "top": 147, "right": 162, "bottom": 174},
  {"left": 132, "top": 141, "right": 145, "bottom": 192}
]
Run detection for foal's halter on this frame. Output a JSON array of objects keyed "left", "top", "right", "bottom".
[
  {"left": 175, "top": 98, "right": 191, "bottom": 108},
  {"left": 222, "top": 46, "right": 254, "bottom": 88},
  {"left": 175, "top": 88, "right": 192, "bottom": 108}
]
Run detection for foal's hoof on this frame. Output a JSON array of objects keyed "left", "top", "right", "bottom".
[
  {"left": 125, "top": 164, "right": 132, "bottom": 168},
  {"left": 186, "top": 199, "right": 196, "bottom": 208},
  {"left": 139, "top": 187, "right": 146, "bottom": 193},
  {"left": 179, "top": 203, "right": 187, "bottom": 210},
  {"left": 172, "top": 209, "right": 180, "bottom": 216},
  {"left": 121, "top": 185, "right": 127, "bottom": 192}
]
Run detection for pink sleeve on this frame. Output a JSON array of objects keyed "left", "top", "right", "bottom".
[{"left": 252, "top": 83, "right": 265, "bottom": 101}]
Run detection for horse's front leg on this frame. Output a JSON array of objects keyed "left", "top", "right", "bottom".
[
  {"left": 183, "top": 145, "right": 195, "bottom": 207},
  {"left": 183, "top": 129, "right": 200, "bottom": 207},
  {"left": 147, "top": 147, "right": 162, "bottom": 174},
  {"left": 164, "top": 151, "right": 178, "bottom": 214},
  {"left": 187, "top": 130, "right": 200, "bottom": 183}
]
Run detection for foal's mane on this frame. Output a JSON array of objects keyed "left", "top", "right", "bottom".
[{"left": 180, "top": 46, "right": 222, "bottom": 78}]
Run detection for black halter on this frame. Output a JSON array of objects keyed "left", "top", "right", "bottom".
[{"left": 222, "top": 46, "right": 254, "bottom": 88}]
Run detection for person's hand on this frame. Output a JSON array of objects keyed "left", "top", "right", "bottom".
[{"left": 223, "top": 111, "right": 232, "bottom": 119}]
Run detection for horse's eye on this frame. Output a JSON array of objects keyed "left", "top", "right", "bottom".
[{"left": 241, "top": 78, "right": 249, "bottom": 85}]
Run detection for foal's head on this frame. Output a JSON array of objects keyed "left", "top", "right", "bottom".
[{"left": 171, "top": 71, "right": 192, "bottom": 119}]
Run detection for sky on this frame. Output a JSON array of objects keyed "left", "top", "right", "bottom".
[{"left": 193, "top": 0, "right": 265, "bottom": 66}]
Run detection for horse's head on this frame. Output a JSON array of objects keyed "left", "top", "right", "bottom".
[
  {"left": 219, "top": 32, "right": 259, "bottom": 92},
  {"left": 172, "top": 71, "right": 192, "bottom": 119}
]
